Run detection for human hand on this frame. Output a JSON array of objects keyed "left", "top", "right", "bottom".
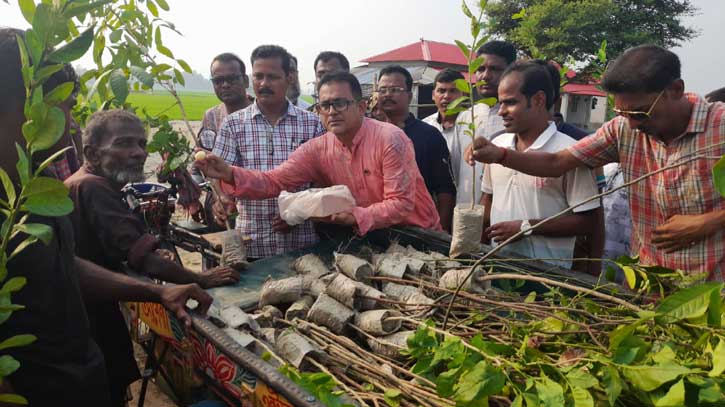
[
  {"left": 197, "top": 266, "right": 241, "bottom": 288},
  {"left": 272, "top": 215, "right": 296, "bottom": 233},
  {"left": 468, "top": 136, "right": 505, "bottom": 165},
  {"left": 158, "top": 283, "right": 212, "bottom": 329},
  {"left": 652, "top": 214, "right": 712, "bottom": 253},
  {"left": 211, "top": 194, "right": 236, "bottom": 227},
  {"left": 194, "top": 152, "right": 234, "bottom": 183},
  {"left": 485, "top": 220, "right": 524, "bottom": 244}
]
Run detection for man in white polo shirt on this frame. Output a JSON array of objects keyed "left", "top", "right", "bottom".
[{"left": 481, "top": 61, "right": 600, "bottom": 269}]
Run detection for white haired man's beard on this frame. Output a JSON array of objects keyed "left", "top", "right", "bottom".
[{"left": 100, "top": 160, "right": 146, "bottom": 184}]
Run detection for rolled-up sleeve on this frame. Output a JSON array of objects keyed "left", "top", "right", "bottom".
[
  {"left": 351, "top": 131, "right": 417, "bottom": 235},
  {"left": 567, "top": 118, "right": 621, "bottom": 168}
]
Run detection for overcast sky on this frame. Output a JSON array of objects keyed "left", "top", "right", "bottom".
[{"left": 1, "top": 0, "right": 722, "bottom": 94}]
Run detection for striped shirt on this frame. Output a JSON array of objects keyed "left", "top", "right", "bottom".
[
  {"left": 212, "top": 102, "right": 325, "bottom": 258},
  {"left": 568, "top": 94, "right": 724, "bottom": 279},
  {"left": 198, "top": 103, "right": 229, "bottom": 150}
]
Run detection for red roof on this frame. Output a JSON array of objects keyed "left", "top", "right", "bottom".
[
  {"left": 563, "top": 83, "right": 606, "bottom": 97},
  {"left": 361, "top": 39, "right": 468, "bottom": 66}
]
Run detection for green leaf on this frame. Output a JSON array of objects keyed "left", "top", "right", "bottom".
[
  {"left": 713, "top": 155, "right": 725, "bottom": 197},
  {"left": 26, "top": 105, "right": 66, "bottom": 155},
  {"left": 22, "top": 176, "right": 73, "bottom": 217},
  {"left": 461, "top": 1, "right": 474, "bottom": 19},
  {"left": 25, "top": 29, "right": 44, "bottom": 67},
  {"left": 31, "top": 3, "right": 53, "bottom": 44},
  {"left": 524, "top": 291, "right": 537, "bottom": 303},
  {"left": 2, "top": 277, "right": 27, "bottom": 293},
  {"left": 454, "top": 361, "right": 505, "bottom": 404},
  {"left": 47, "top": 27, "right": 95, "bottom": 63},
  {"left": 512, "top": 8, "right": 526, "bottom": 20},
  {"left": 15, "top": 223, "right": 53, "bottom": 245},
  {"left": 63, "top": 0, "right": 113, "bottom": 18},
  {"left": 174, "top": 68, "right": 185, "bottom": 86},
  {"left": 383, "top": 388, "right": 401, "bottom": 407},
  {"left": 0, "top": 167, "right": 16, "bottom": 207},
  {"left": 15, "top": 34, "right": 31, "bottom": 89},
  {"left": 455, "top": 40, "right": 471, "bottom": 59},
  {"left": 34, "top": 146, "right": 72, "bottom": 176},
  {"left": 8, "top": 236, "right": 39, "bottom": 261},
  {"left": 454, "top": 78, "right": 471, "bottom": 94},
  {"left": 535, "top": 377, "right": 564, "bottom": 407},
  {"left": 598, "top": 40, "right": 608, "bottom": 64},
  {"left": 34, "top": 64, "right": 64, "bottom": 83},
  {"left": 44, "top": 82, "right": 74, "bottom": 105},
  {"left": 476, "top": 97, "right": 498, "bottom": 107},
  {"left": 707, "top": 285, "right": 721, "bottom": 327},
  {"left": 470, "top": 56, "right": 485, "bottom": 74},
  {"left": 654, "top": 378, "right": 685, "bottom": 407},
  {"left": 15, "top": 144, "right": 30, "bottom": 187},
  {"left": 566, "top": 369, "right": 597, "bottom": 389},
  {"left": 447, "top": 95, "right": 469, "bottom": 112},
  {"left": 0, "top": 394, "right": 28, "bottom": 405},
  {"left": 621, "top": 363, "right": 691, "bottom": 392},
  {"left": 0, "top": 355, "right": 20, "bottom": 376},
  {"left": 655, "top": 282, "right": 723, "bottom": 324},
  {"left": 157, "top": 44, "right": 174, "bottom": 59},
  {"left": 150, "top": 63, "right": 172, "bottom": 75},
  {"left": 18, "top": 0, "right": 36, "bottom": 24},
  {"left": 602, "top": 366, "right": 622, "bottom": 406},
  {"left": 155, "top": 0, "right": 170, "bottom": 10},
  {"left": 146, "top": 0, "right": 159, "bottom": 17},
  {"left": 109, "top": 69, "right": 129, "bottom": 104},
  {"left": 708, "top": 338, "right": 725, "bottom": 377},
  {"left": 109, "top": 29, "right": 123, "bottom": 43},
  {"left": 177, "top": 59, "right": 192, "bottom": 73},
  {"left": 0, "top": 334, "right": 36, "bottom": 351},
  {"left": 570, "top": 386, "right": 594, "bottom": 407},
  {"left": 130, "top": 66, "right": 154, "bottom": 88}
]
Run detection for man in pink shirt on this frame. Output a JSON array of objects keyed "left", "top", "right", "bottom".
[{"left": 196, "top": 72, "right": 441, "bottom": 235}]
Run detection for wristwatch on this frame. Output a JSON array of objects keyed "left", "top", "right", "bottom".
[{"left": 520, "top": 220, "right": 533, "bottom": 236}]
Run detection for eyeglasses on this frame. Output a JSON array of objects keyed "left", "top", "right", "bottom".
[
  {"left": 316, "top": 99, "right": 358, "bottom": 113},
  {"left": 612, "top": 90, "right": 665, "bottom": 121},
  {"left": 211, "top": 74, "right": 243, "bottom": 86},
  {"left": 377, "top": 87, "right": 408, "bottom": 95}
]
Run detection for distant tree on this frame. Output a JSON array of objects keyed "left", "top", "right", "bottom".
[{"left": 486, "top": 0, "right": 698, "bottom": 64}]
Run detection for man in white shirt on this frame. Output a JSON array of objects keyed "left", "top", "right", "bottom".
[
  {"left": 287, "top": 55, "right": 311, "bottom": 110},
  {"left": 481, "top": 61, "right": 600, "bottom": 269},
  {"left": 423, "top": 69, "right": 483, "bottom": 205}
]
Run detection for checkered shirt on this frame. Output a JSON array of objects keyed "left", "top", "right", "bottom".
[
  {"left": 568, "top": 94, "right": 725, "bottom": 279},
  {"left": 212, "top": 102, "right": 325, "bottom": 258}
]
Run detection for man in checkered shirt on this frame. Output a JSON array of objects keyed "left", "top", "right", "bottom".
[
  {"left": 470, "top": 45, "right": 725, "bottom": 281},
  {"left": 212, "top": 45, "right": 325, "bottom": 259}
]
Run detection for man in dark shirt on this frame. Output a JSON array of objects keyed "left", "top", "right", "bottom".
[
  {"left": 65, "top": 109, "right": 240, "bottom": 405},
  {"left": 377, "top": 65, "right": 456, "bottom": 232},
  {"left": 0, "top": 27, "right": 212, "bottom": 406},
  {"left": 553, "top": 112, "right": 591, "bottom": 140}
]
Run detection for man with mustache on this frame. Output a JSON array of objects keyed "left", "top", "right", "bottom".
[
  {"left": 377, "top": 65, "right": 456, "bottom": 232},
  {"left": 196, "top": 72, "right": 441, "bottom": 235},
  {"left": 478, "top": 61, "right": 600, "bottom": 269},
  {"left": 470, "top": 45, "right": 725, "bottom": 280},
  {"left": 64, "top": 110, "right": 239, "bottom": 405},
  {"left": 423, "top": 69, "right": 483, "bottom": 205},
  {"left": 212, "top": 45, "right": 325, "bottom": 260}
]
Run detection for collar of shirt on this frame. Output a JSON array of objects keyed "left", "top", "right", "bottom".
[
  {"left": 403, "top": 113, "right": 417, "bottom": 130},
  {"left": 503, "top": 122, "right": 558, "bottom": 151},
  {"left": 331, "top": 117, "right": 371, "bottom": 151},
  {"left": 249, "top": 100, "right": 297, "bottom": 122},
  {"left": 682, "top": 93, "right": 709, "bottom": 135}
]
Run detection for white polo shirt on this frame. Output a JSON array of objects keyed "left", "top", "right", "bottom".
[{"left": 481, "top": 122, "right": 600, "bottom": 269}]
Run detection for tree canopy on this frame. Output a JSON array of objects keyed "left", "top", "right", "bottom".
[{"left": 485, "top": 0, "right": 698, "bottom": 65}]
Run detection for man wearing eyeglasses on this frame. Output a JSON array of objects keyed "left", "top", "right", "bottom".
[
  {"left": 196, "top": 72, "right": 441, "bottom": 236},
  {"left": 469, "top": 45, "right": 725, "bottom": 280},
  {"left": 211, "top": 45, "right": 325, "bottom": 260},
  {"left": 199, "top": 53, "right": 252, "bottom": 150},
  {"left": 377, "top": 65, "right": 456, "bottom": 232}
]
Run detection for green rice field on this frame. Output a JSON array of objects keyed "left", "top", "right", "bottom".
[
  {"left": 127, "top": 92, "right": 315, "bottom": 121},
  {"left": 127, "top": 91, "right": 219, "bottom": 121}
]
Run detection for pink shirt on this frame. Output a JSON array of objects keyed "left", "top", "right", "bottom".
[{"left": 221, "top": 118, "right": 441, "bottom": 235}]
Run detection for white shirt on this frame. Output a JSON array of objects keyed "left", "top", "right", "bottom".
[
  {"left": 294, "top": 98, "right": 312, "bottom": 110},
  {"left": 481, "top": 122, "right": 600, "bottom": 269},
  {"left": 423, "top": 112, "right": 482, "bottom": 205}
]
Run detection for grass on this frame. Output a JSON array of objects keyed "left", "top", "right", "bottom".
[{"left": 127, "top": 91, "right": 219, "bottom": 121}]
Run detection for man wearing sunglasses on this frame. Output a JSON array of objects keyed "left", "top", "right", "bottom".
[
  {"left": 195, "top": 72, "right": 441, "bottom": 236},
  {"left": 469, "top": 45, "right": 725, "bottom": 280}
]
